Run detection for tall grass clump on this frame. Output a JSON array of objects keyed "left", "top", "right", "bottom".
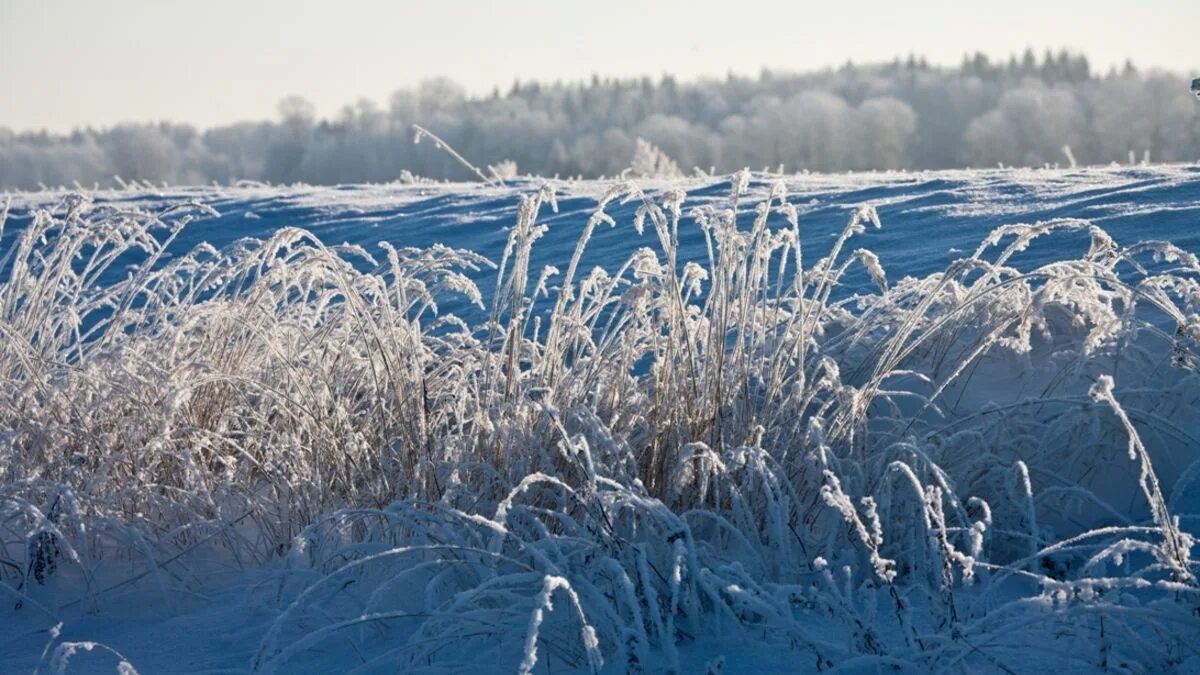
[{"left": 1, "top": 176, "right": 1198, "bottom": 672}]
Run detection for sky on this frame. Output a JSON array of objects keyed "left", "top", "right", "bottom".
[{"left": 3, "top": 0, "right": 1198, "bottom": 133}]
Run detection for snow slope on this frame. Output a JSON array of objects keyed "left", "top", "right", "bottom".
[
  {"left": 2, "top": 164, "right": 1199, "bottom": 674},
  {"left": 6, "top": 164, "right": 1200, "bottom": 307}
]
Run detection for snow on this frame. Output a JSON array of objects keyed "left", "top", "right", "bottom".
[
  {"left": 5, "top": 164, "right": 1198, "bottom": 303},
  {"left": 1, "top": 164, "right": 1199, "bottom": 673}
]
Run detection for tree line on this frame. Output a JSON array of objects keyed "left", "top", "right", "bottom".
[{"left": 2, "top": 50, "right": 1198, "bottom": 189}]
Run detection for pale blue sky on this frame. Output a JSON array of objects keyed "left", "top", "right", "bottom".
[{"left": 3, "top": 0, "right": 1197, "bottom": 132}]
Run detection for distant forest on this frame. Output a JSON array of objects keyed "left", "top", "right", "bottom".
[{"left": 3, "top": 50, "right": 1198, "bottom": 189}]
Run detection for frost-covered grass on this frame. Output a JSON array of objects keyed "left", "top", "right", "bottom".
[{"left": 1, "top": 173, "right": 1199, "bottom": 673}]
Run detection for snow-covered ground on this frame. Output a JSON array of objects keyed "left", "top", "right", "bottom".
[
  {"left": 2, "top": 165, "right": 1199, "bottom": 673},
  {"left": 6, "top": 164, "right": 1199, "bottom": 302}
]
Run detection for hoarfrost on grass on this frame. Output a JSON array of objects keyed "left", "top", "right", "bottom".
[{"left": 0, "top": 170, "right": 1198, "bottom": 672}]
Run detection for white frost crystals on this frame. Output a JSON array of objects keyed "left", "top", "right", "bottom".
[{"left": 1, "top": 176, "right": 1199, "bottom": 673}]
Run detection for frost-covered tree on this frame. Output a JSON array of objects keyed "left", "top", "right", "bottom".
[
  {"left": 853, "top": 96, "right": 918, "bottom": 169},
  {"left": 1, "top": 52, "right": 1197, "bottom": 189},
  {"left": 963, "top": 82, "right": 1086, "bottom": 167}
]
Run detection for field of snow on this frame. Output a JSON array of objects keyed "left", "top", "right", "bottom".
[{"left": 2, "top": 164, "right": 1200, "bottom": 673}]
